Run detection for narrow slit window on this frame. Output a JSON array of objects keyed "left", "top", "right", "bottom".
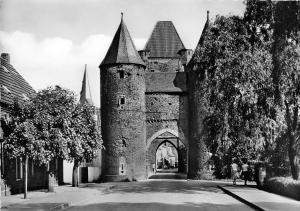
[
  {"left": 121, "top": 164, "right": 124, "bottom": 174},
  {"left": 119, "top": 70, "right": 125, "bottom": 79},
  {"left": 119, "top": 96, "right": 126, "bottom": 105},
  {"left": 119, "top": 157, "right": 126, "bottom": 175}
]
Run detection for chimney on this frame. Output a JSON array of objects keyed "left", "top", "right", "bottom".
[
  {"left": 178, "top": 49, "right": 193, "bottom": 66},
  {"left": 1, "top": 53, "right": 10, "bottom": 64},
  {"left": 138, "top": 50, "right": 150, "bottom": 62}
]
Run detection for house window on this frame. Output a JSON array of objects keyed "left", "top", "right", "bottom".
[
  {"left": 119, "top": 70, "right": 125, "bottom": 79},
  {"left": 16, "top": 158, "right": 23, "bottom": 179}
]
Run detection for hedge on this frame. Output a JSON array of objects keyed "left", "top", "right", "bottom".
[{"left": 264, "top": 177, "right": 300, "bottom": 200}]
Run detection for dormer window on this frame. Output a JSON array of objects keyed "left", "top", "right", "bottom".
[
  {"left": 119, "top": 70, "right": 125, "bottom": 79},
  {"left": 22, "top": 93, "right": 29, "bottom": 101}
]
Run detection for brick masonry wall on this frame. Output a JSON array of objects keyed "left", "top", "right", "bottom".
[
  {"left": 146, "top": 93, "right": 189, "bottom": 146},
  {"left": 101, "top": 64, "right": 146, "bottom": 181}
]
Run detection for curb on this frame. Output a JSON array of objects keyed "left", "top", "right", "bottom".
[
  {"left": 218, "top": 185, "right": 265, "bottom": 211},
  {"left": 48, "top": 203, "right": 69, "bottom": 211},
  {"left": 1, "top": 203, "right": 69, "bottom": 211}
]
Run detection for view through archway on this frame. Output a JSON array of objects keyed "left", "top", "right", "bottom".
[{"left": 156, "top": 141, "right": 178, "bottom": 173}]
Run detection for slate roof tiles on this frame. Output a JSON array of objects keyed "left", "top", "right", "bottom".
[
  {"left": 0, "top": 54, "right": 35, "bottom": 113},
  {"left": 145, "top": 21, "right": 185, "bottom": 59},
  {"left": 100, "top": 18, "right": 145, "bottom": 67}
]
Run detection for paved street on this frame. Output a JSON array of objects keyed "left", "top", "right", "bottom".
[{"left": 65, "top": 180, "right": 254, "bottom": 211}]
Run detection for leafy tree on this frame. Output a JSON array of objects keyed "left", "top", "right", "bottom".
[
  {"left": 30, "top": 86, "right": 102, "bottom": 187},
  {"left": 271, "top": 1, "right": 300, "bottom": 180},
  {"left": 192, "top": 0, "right": 300, "bottom": 180},
  {"left": 4, "top": 100, "right": 41, "bottom": 198},
  {"left": 5, "top": 86, "right": 103, "bottom": 193},
  {"left": 69, "top": 103, "right": 102, "bottom": 187}
]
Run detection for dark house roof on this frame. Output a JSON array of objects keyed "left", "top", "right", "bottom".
[
  {"left": 79, "top": 65, "right": 93, "bottom": 105},
  {"left": 100, "top": 18, "right": 145, "bottom": 67},
  {"left": 0, "top": 53, "right": 35, "bottom": 113},
  {"left": 145, "top": 21, "right": 185, "bottom": 59}
]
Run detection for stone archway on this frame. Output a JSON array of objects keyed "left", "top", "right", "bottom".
[{"left": 146, "top": 129, "right": 187, "bottom": 177}]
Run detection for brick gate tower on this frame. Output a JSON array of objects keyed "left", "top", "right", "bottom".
[{"left": 99, "top": 15, "right": 147, "bottom": 182}]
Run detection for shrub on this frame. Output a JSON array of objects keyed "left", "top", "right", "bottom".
[{"left": 264, "top": 177, "right": 300, "bottom": 200}]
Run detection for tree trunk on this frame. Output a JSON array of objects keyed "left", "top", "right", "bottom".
[
  {"left": 72, "top": 160, "right": 79, "bottom": 187},
  {"left": 285, "top": 101, "right": 299, "bottom": 180},
  {"left": 287, "top": 131, "right": 299, "bottom": 180},
  {"left": 47, "top": 162, "right": 56, "bottom": 192},
  {"left": 24, "top": 156, "right": 28, "bottom": 199},
  {"left": 288, "top": 142, "right": 299, "bottom": 180}
]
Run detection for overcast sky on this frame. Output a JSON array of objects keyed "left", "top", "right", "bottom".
[{"left": 0, "top": 0, "right": 245, "bottom": 106}]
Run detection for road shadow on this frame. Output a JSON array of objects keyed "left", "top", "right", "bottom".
[
  {"left": 67, "top": 202, "right": 253, "bottom": 211},
  {"left": 97, "top": 180, "right": 224, "bottom": 195},
  {"left": 148, "top": 173, "right": 187, "bottom": 180}
]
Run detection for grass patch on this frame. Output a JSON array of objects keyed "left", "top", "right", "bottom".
[{"left": 264, "top": 177, "right": 300, "bottom": 200}]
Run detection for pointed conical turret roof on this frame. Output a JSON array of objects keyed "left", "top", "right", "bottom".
[
  {"left": 188, "top": 11, "right": 211, "bottom": 66},
  {"left": 144, "top": 21, "right": 185, "bottom": 58},
  {"left": 100, "top": 14, "right": 145, "bottom": 67},
  {"left": 79, "top": 65, "right": 93, "bottom": 105}
]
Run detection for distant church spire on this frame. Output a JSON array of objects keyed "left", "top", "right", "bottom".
[
  {"left": 79, "top": 64, "right": 93, "bottom": 105},
  {"left": 99, "top": 14, "right": 144, "bottom": 67}
]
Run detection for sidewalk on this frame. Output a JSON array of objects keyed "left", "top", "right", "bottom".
[
  {"left": 219, "top": 184, "right": 300, "bottom": 211},
  {"left": 1, "top": 183, "right": 114, "bottom": 211}
]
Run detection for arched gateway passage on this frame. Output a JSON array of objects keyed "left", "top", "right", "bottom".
[{"left": 146, "top": 129, "right": 187, "bottom": 177}]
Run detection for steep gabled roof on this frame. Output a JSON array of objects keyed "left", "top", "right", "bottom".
[
  {"left": 100, "top": 17, "right": 145, "bottom": 67},
  {"left": 0, "top": 54, "right": 35, "bottom": 113},
  {"left": 188, "top": 11, "right": 211, "bottom": 67},
  {"left": 79, "top": 65, "right": 93, "bottom": 105},
  {"left": 145, "top": 21, "right": 185, "bottom": 58}
]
